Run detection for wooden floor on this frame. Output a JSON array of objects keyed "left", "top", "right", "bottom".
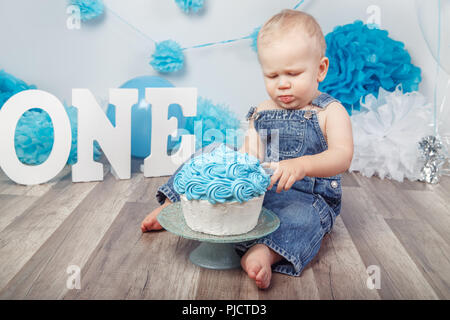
[{"left": 0, "top": 157, "right": 449, "bottom": 300}]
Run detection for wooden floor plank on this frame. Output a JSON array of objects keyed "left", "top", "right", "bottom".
[
  {"left": 0, "top": 165, "right": 72, "bottom": 197},
  {"left": 403, "top": 190, "right": 450, "bottom": 246},
  {"left": 63, "top": 201, "right": 201, "bottom": 299},
  {"left": 259, "top": 267, "right": 321, "bottom": 300},
  {"left": 194, "top": 266, "right": 260, "bottom": 300},
  {"left": 310, "top": 216, "right": 381, "bottom": 300},
  {"left": 0, "top": 195, "right": 38, "bottom": 233},
  {"left": 351, "top": 173, "right": 422, "bottom": 221},
  {"left": 194, "top": 266, "right": 321, "bottom": 300},
  {"left": 339, "top": 187, "right": 439, "bottom": 299},
  {"left": 0, "top": 165, "right": 448, "bottom": 299},
  {"left": 0, "top": 173, "right": 99, "bottom": 291},
  {"left": 127, "top": 176, "right": 168, "bottom": 204},
  {"left": 433, "top": 175, "right": 450, "bottom": 200},
  {"left": 0, "top": 170, "right": 143, "bottom": 299},
  {"left": 385, "top": 217, "right": 450, "bottom": 299},
  {"left": 388, "top": 177, "right": 430, "bottom": 191},
  {"left": 341, "top": 171, "right": 360, "bottom": 187}
]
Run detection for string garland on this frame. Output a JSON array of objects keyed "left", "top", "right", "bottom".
[{"left": 103, "top": 0, "right": 305, "bottom": 73}]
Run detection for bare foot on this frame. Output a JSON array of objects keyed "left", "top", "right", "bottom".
[
  {"left": 141, "top": 199, "right": 172, "bottom": 233},
  {"left": 240, "top": 244, "right": 283, "bottom": 289}
]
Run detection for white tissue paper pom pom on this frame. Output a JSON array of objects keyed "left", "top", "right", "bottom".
[{"left": 349, "top": 85, "right": 433, "bottom": 182}]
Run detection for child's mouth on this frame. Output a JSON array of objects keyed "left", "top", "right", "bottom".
[{"left": 279, "top": 96, "right": 294, "bottom": 104}]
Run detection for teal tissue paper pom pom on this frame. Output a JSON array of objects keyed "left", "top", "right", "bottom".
[
  {"left": 15, "top": 110, "right": 55, "bottom": 165},
  {"left": 1, "top": 70, "right": 101, "bottom": 165},
  {"left": 69, "top": 0, "right": 104, "bottom": 21},
  {"left": 319, "top": 20, "right": 422, "bottom": 115},
  {"left": 150, "top": 40, "right": 185, "bottom": 73},
  {"left": 174, "top": 0, "right": 204, "bottom": 13},
  {"left": 14, "top": 105, "right": 102, "bottom": 165},
  {"left": 168, "top": 97, "right": 242, "bottom": 153},
  {"left": 0, "top": 70, "right": 36, "bottom": 110},
  {"left": 249, "top": 26, "right": 261, "bottom": 52},
  {"left": 64, "top": 104, "right": 102, "bottom": 165}
]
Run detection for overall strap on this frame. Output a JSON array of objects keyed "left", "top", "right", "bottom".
[
  {"left": 245, "top": 106, "right": 259, "bottom": 121},
  {"left": 311, "top": 92, "right": 340, "bottom": 109}
]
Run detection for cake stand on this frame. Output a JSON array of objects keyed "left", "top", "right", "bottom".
[{"left": 157, "top": 202, "right": 280, "bottom": 270}]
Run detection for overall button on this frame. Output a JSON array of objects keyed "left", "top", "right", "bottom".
[
  {"left": 331, "top": 180, "right": 338, "bottom": 188},
  {"left": 304, "top": 110, "right": 313, "bottom": 119}
]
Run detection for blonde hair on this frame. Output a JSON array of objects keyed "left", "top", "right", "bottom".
[{"left": 257, "top": 9, "right": 326, "bottom": 59}]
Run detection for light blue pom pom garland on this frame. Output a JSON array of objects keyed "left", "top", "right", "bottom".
[
  {"left": 319, "top": 20, "right": 422, "bottom": 115},
  {"left": 68, "top": 0, "right": 104, "bottom": 21},
  {"left": 150, "top": 40, "right": 185, "bottom": 73},
  {"left": 249, "top": 26, "right": 261, "bottom": 52},
  {"left": 174, "top": 0, "right": 204, "bottom": 14},
  {"left": 103, "top": 1, "right": 306, "bottom": 73}
]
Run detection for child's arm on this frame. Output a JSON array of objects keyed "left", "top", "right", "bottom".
[
  {"left": 238, "top": 109, "right": 265, "bottom": 162},
  {"left": 300, "top": 103, "right": 353, "bottom": 177},
  {"left": 264, "top": 103, "right": 353, "bottom": 191}
]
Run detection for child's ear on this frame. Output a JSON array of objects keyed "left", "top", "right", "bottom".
[{"left": 317, "top": 57, "right": 329, "bottom": 82}]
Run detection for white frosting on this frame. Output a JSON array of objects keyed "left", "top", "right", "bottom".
[{"left": 180, "top": 194, "right": 265, "bottom": 235}]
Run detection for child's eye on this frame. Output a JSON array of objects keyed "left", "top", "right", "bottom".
[
  {"left": 289, "top": 72, "right": 300, "bottom": 76},
  {"left": 267, "top": 75, "right": 278, "bottom": 79}
]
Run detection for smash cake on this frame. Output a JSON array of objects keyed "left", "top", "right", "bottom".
[{"left": 173, "top": 143, "right": 271, "bottom": 236}]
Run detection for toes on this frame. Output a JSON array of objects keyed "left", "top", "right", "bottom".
[
  {"left": 255, "top": 268, "right": 265, "bottom": 282},
  {"left": 142, "top": 219, "right": 164, "bottom": 232},
  {"left": 244, "top": 263, "right": 271, "bottom": 289},
  {"left": 243, "top": 261, "right": 262, "bottom": 280},
  {"left": 255, "top": 267, "right": 271, "bottom": 289},
  {"left": 141, "top": 219, "right": 150, "bottom": 232},
  {"left": 141, "top": 219, "right": 155, "bottom": 232},
  {"left": 248, "top": 265, "right": 260, "bottom": 280},
  {"left": 255, "top": 279, "right": 269, "bottom": 289},
  {"left": 141, "top": 223, "right": 150, "bottom": 233}
]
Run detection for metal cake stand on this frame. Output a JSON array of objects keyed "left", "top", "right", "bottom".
[{"left": 157, "top": 202, "right": 280, "bottom": 270}]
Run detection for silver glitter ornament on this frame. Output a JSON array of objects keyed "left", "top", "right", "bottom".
[{"left": 418, "top": 135, "right": 447, "bottom": 184}]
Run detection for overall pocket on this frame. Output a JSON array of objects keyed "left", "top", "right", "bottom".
[
  {"left": 314, "top": 176, "right": 342, "bottom": 216},
  {"left": 256, "top": 119, "right": 306, "bottom": 159},
  {"left": 312, "top": 194, "right": 336, "bottom": 234}
]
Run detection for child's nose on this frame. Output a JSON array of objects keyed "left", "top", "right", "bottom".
[{"left": 278, "top": 77, "right": 291, "bottom": 89}]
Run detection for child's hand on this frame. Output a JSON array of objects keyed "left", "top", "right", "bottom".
[{"left": 262, "top": 158, "right": 306, "bottom": 193}]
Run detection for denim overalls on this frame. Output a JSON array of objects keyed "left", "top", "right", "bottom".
[{"left": 156, "top": 92, "right": 342, "bottom": 277}]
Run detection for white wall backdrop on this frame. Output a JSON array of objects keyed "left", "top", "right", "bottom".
[{"left": 0, "top": 0, "right": 448, "bottom": 128}]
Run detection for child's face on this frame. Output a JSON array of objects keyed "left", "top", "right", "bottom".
[{"left": 258, "top": 32, "right": 326, "bottom": 109}]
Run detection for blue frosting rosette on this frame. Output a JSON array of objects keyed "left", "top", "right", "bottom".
[{"left": 174, "top": 143, "right": 270, "bottom": 204}]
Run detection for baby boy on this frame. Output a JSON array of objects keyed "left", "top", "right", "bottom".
[{"left": 141, "top": 9, "right": 353, "bottom": 290}]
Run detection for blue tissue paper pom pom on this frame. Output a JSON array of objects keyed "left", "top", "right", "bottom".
[
  {"left": 249, "top": 26, "right": 261, "bottom": 52},
  {"left": 69, "top": 0, "right": 104, "bottom": 21},
  {"left": 168, "top": 97, "right": 242, "bottom": 153},
  {"left": 64, "top": 105, "right": 102, "bottom": 165},
  {"left": 174, "top": 0, "right": 204, "bottom": 13},
  {"left": 14, "top": 105, "right": 102, "bottom": 165},
  {"left": 0, "top": 70, "right": 36, "bottom": 110},
  {"left": 15, "top": 109, "right": 56, "bottom": 165},
  {"left": 1, "top": 70, "right": 101, "bottom": 165},
  {"left": 150, "top": 40, "right": 184, "bottom": 73},
  {"left": 319, "top": 20, "right": 422, "bottom": 115}
]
